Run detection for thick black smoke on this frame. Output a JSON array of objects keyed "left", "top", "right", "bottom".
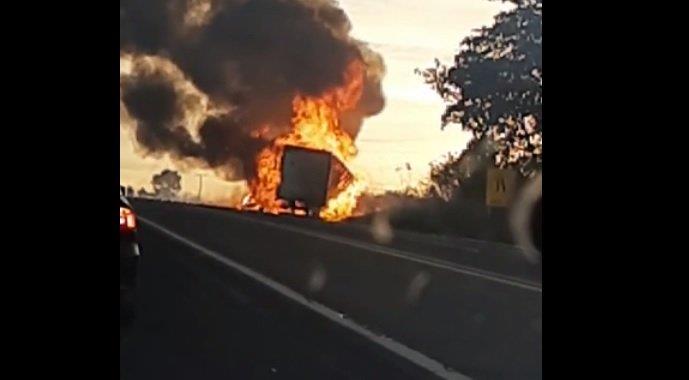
[
  {"left": 122, "top": 75, "right": 202, "bottom": 160},
  {"left": 120, "top": 0, "right": 385, "bottom": 180}
]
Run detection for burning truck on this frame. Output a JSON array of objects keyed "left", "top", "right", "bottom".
[
  {"left": 277, "top": 145, "right": 353, "bottom": 217},
  {"left": 241, "top": 60, "right": 368, "bottom": 222},
  {"left": 242, "top": 144, "right": 357, "bottom": 219}
]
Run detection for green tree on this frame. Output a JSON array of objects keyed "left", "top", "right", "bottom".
[
  {"left": 418, "top": 0, "right": 542, "bottom": 179},
  {"left": 152, "top": 169, "right": 182, "bottom": 199},
  {"left": 428, "top": 138, "right": 492, "bottom": 200}
]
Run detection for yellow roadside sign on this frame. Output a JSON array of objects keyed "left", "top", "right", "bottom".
[{"left": 486, "top": 168, "right": 517, "bottom": 207}]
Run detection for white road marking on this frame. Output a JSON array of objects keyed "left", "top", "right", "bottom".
[
  {"left": 139, "top": 216, "right": 470, "bottom": 380},
  {"left": 225, "top": 213, "right": 542, "bottom": 293}
]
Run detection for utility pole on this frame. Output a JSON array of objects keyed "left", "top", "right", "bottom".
[{"left": 197, "top": 174, "right": 206, "bottom": 201}]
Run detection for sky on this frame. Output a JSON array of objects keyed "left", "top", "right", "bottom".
[{"left": 120, "top": 0, "right": 512, "bottom": 202}]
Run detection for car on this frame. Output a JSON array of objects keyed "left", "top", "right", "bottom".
[{"left": 120, "top": 187, "right": 140, "bottom": 323}]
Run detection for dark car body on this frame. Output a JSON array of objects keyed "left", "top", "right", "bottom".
[{"left": 120, "top": 191, "right": 140, "bottom": 321}]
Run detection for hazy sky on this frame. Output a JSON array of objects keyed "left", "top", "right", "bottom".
[{"left": 120, "top": 0, "right": 512, "bottom": 201}]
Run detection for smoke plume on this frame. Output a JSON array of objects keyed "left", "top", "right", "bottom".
[{"left": 120, "top": 0, "right": 385, "bottom": 180}]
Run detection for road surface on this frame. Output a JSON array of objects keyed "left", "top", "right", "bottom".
[{"left": 120, "top": 200, "right": 542, "bottom": 379}]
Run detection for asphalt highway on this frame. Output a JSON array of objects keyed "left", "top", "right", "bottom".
[{"left": 120, "top": 200, "right": 542, "bottom": 379}]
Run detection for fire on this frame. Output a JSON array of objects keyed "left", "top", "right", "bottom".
[{"left": 245, "top": 60, "right": 367, "bottom": 221}]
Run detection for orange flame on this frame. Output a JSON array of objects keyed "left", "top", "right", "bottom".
[{"left": 244, "top": 60, "right": 367, "bottom": 221}]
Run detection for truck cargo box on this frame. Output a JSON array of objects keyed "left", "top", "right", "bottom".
[{"left": 277, "top": 145, "right": 351, "bottom": 213}]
